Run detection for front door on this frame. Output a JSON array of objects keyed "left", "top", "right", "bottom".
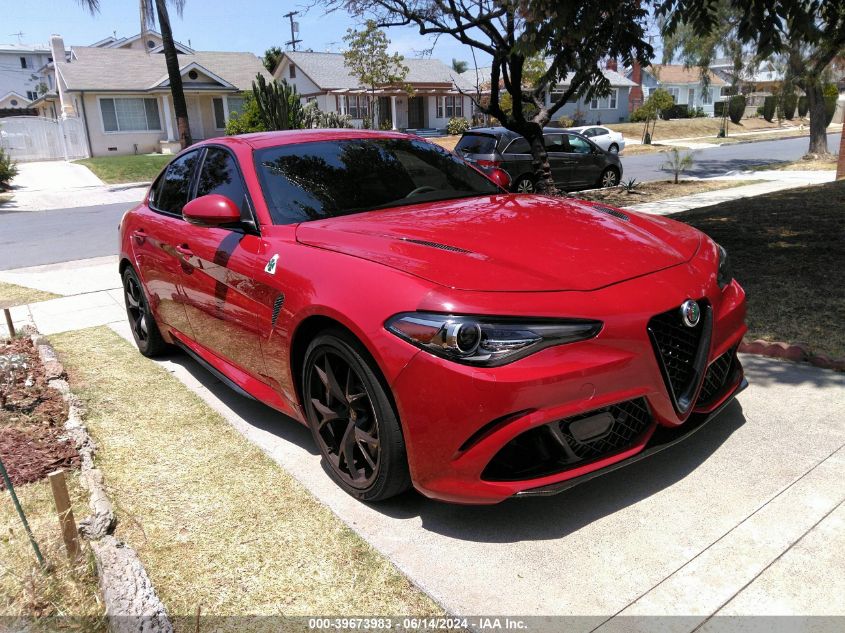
[
  {"left": 564, "top": 133, "right": 603, "bottom": 188},
  {"left": 176, "top": 146, "right": 268, "bottom": 381},
  {"left": 186, "top": 97, "right": 204, "bottom": 141},
  {"left": 543, "top": 133, "right": 574, "bottom": 186},
  {"left": 407, "top": 96, "right": 425, "bottom": 129},
  {"left": 378, "top": 96, "right": 392, "bottom": 129}
]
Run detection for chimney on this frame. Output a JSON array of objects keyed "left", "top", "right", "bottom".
[
  {"left": 628, "top": 60, "right": 644, "bottom": 113},
  {"left": 50, "top": 34, "right": 75, "bottom": 118},
  {"left": 606, "top": 58, "right": 618, "bottom": 72},
  {"left": 630, "top": 60, "right": 643, "bottom": 86}
]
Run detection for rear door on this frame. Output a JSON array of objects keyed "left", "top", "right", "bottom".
[
  {"left": 175, "top": 146, "right": 270, "bottom": 381},
  {"left": 135, "top": 150, "right": 201, "bottom": 339},
  {"left": 543, "top": 133, "right": 575, "bottom": 186},
  {"left": 500, "top": 136, "right": 533, "bottom": 183}
]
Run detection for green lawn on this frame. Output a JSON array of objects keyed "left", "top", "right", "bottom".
[{"left": 74, "top": 154, "right": 172, "bottom": 184}]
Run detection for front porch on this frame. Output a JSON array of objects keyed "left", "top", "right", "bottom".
[{"left": 329, "top": 87, "right": 471, "bottom": 133}]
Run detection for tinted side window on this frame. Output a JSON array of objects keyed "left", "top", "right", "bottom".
[
  {"left": 544, "top": 134, "right": 566, "bottom": 151},
  {"left": 155, "top": 150, "right": 200, "bottom": 215},
  {"left": 567, "top": 135, "right": 592, "bottom": 154},
  {"left": 504, "top": 138, "right": 530, "bottom": 154},
  {"left": 455, "top": 133, "right": 497, "bottom": 155},
  {"left": 196, "top": 147, "right": 248, "bottom": 212}
]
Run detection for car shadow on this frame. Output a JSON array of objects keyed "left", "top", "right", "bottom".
[{"left": 162, "top": 347, "right": 752, "bottom": 543}]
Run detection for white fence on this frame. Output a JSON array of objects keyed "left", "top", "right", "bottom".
[{"left": 0, "top": 116, "right": 89, "bottom": 162}]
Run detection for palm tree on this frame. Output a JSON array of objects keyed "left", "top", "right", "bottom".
[
  {"left": 78, "top": 0, "right": 192, "bottom": 148},
  {"left": 660, "top": 148, "right": 695, "bottom": 184}
]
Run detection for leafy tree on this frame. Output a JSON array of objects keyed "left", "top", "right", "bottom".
[
  {"left": 77, "top": 0, "right": 193, "bottom": 148},
  {"left": 633, "top": 88, "right": 675, "bottom": 144},
  {"left": 660, "top": 147, "right": 695, "bottom": 183},
  {"left": 342, "top": 20, "right": 409, "bottom": 129},
  {"left": 263, "top": 46, "right": 283, "bottom": 74},
  {"left": 658, "top": 0, "right": 845, "bottom": 159},
  {"left": 328, "top": 0, "right": 653, "bottom": 193},
  {"left": 451, "top": 59, "right": 468, "bottom": 74}
]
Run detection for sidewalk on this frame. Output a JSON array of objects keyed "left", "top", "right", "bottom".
[
  {"left": 625, "top": 170, "right": 835, "bottom": 215},
  {"left": 0, "top": 161, "right": 147, "bottom": 212}
]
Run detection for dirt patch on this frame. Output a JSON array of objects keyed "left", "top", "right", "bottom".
[
  {"left": 0, "top": 337, "right": 77, "bottom": 488},
  {"left": 573, "top": 179, "right": 762, "bottom": 207}
]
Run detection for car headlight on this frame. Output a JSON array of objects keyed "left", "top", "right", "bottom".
[
  {"left": 385, "top": 312, "right": 603, "bottom": 366},
  {"left": 716, "top": 243, "right": 732, "bottom": 289}
]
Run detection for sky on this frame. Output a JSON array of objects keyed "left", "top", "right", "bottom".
[{"left": 2, "top": 0, "right": 489, "bottom": 66}]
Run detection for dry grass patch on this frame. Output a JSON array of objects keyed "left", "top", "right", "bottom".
[
  {"left": 575, "top": 179, "right": 762, "bottom": 207},
  {"left": 608, "top": 116, "right": 806, "bottom": 142},
  {"left": 0, "top": 282, "right": 60, "bottom": 308},
  {"left": 429, "top": 135, "right": 461, "bottom": 152},
  {"left": 761, "top": 155, "right": 838, "bottom": 171},
  {"left": 0, "top": 473, "right": 106, "bottom": 631},
  {"left": 674, "top": 180, "right": 845, "bottom": 358},
  {"left": 51, "top": 326, "right": 442, "bottom": 619}
]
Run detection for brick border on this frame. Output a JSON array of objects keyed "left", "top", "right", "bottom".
[{"left": 738, "top": 338, "right": 845, "bottom": 372}]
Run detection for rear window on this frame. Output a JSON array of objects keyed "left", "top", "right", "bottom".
[
  {"left": 455, "top": 133, "right": 497, "bottom": 155},
  {"left": 255, "top": 137, "right": 501, "bottom": 225}
]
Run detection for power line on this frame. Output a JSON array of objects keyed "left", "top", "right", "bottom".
[{"left": 284, "top": 11, "right": 302, "bottom": 51}]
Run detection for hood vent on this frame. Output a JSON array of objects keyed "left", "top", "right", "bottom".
[
  {"left": 401, "top": 238, "right": 471, "bottom": 254},
  {"left": 592, "top": 204, "right": 630, "bottom": 222}
]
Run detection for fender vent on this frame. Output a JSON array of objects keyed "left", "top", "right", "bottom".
[
  {"left": 271, "top": 294, "right": 285, "bottom": 328},
  {"left": 592, "top": 204, "right": 629, "bottom": 221},
  {"left": 401, "top": 238, "right": 471, "bottom": 254}
]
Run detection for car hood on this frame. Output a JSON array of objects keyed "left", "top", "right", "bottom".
[{"left": 294, "top": 194, "right": 701, "bottom": 292}]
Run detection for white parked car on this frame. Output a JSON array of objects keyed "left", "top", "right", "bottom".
[{"left": 567, "top": 125, "right": 625, "bottom": 154}]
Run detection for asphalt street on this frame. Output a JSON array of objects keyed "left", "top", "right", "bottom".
[{"left": 0, "top": 132, "right": 839, "bottom": 270}]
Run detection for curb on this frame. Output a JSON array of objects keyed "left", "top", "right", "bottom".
[
  {"left": 738, "top": 338, "right": 845, "bottom": 372},
  {"left": 31, "top": 329, "right": 174, "bottom": 633}
]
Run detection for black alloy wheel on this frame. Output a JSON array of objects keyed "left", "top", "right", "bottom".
[
  {"left": 303, "top": 331, "right": 411, "bottom": 501},
  {"left": 122, "top": 267, "right": 167, "bottom": 357}
]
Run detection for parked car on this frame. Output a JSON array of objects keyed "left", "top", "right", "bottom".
[
  {"left": 119, "top": 130, "right": 746, "bottom": 504},
  {"left": 566, "top": 125, "right": 626, "bottom": 153},
  {"left": 454, "top": 126, "right": 622, "bottom": 193}
]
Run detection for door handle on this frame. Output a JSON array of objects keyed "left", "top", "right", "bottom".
[
  {"left": 131, "top": 228, "right": 146, "bottom": 244},
  {"left": 175, "top": 243, "right": 193, "bottom": 258}
]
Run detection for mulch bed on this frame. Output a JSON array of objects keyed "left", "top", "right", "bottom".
[{"left": 0, "top": 337, "right": 78, "bottom": 488}]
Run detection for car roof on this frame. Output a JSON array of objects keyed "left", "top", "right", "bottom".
[
  {"left": 198, "top": 128, "right": 416, "bottom": 150},
  {"left": 463, "top": 126, "right": 585, "bottom": 139}
]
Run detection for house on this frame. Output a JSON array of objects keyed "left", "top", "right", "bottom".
[
  {"left": 460, "top": 61, "right": 636, "bottom": 124},
  {"left": 627, "top": 64, "right": 727, "bottom": 116},
  {"left": 273, "top": 51, "right": 475, "bottom": 131},
  {"left": 0, "top": 42, "right": 59, "bottom": 111},
  {"left": 35, "top": 34, "right": 270, "bottom": 156}
]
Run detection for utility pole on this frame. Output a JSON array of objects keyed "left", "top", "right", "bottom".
[{"left": 284, "top": 11, "right": 302, "bottom": 51}]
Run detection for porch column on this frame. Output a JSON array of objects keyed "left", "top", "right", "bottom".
[
  {"left": 391, "top": 95, "right": 398, "bottom": 130},
  {"left": 222, "top": 94, "right": 230, "bottom": 122},
  {"left": 161, "top": 94, "right": 176, "bottom": 141}
]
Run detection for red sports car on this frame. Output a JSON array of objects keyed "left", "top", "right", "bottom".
[{"left": 119, "top": 130, "right": 747, "bottom": 504}]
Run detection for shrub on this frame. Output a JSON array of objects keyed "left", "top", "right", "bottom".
[
  {"left": 782, "top": 93, "right": 797, "bottom": 120},
  {"left": 630, "top": 106, "right": 650, "bottom": 122},
  {"left": 762, "top": 95, "right": 776, "bottom": 122},
  {"left": 660, "top": 104, "right": 691, "bottom": 120},
  {"left": 714, "top": 101, "right": 725, "bottom": 118},
  {"left": 252, "top": 74, "right": 304, "bottom": 131},
  {"left": 728, "top": 95, "right": 746, "bottom": 124},
  {"left": 446, "top": 117, "right": 470, "bottom": 135},
  {"left": 797, "top": 95, "right": 809, "bottom": 117},
  {"left": 557, "top": 115, "right": 575, "bottom": 127},
  {"left": 823, "top": 83, "right": 839, "bottom": 127},
  {"left": 301, "top": 101, "right": 354, "bottom": 129},
  {"left": 691, "top": 106, "right": 707, "bottom": 118},
  {"left": 0, "top": 147, "right": 19, "bottom": 190},
  {"left": 224, "top": 93, "right": 266, "bottom": 135}
]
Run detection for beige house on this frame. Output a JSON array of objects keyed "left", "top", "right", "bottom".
[
  {"left": 35, "top": 34, "right": 270, "bottom": 156},
  {"left": 274, "top": 51, "right": 474, "bottom": 131}
]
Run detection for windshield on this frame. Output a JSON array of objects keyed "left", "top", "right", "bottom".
[
  {"left": 455, "top": 133, "right": 497, "bottom": 155},
  {"left": 255, "top": 137, "right": 501, "bottom": 225}
]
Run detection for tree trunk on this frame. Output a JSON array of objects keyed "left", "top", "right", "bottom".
[
  {"left": 525, "top": 129, "right": 555, "bottom": 194},
  {"left": 805, "top": 82, "right": 828, "bottom": 155},
  {"left": 155, "top": 0, "right": 191, "bottom": 149},
  {"left": 837, "top": 120, "right": 845, "bottom": 180}
]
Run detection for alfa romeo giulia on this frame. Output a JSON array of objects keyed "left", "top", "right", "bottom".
[{"left": 118, "top": 129, "right": 747, "bottom": 504}]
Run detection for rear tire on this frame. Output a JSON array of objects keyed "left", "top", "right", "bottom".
[
  {"left": 122, "top": 267, "right": 168, "bottom": 358},
  {"left": 608, "top": 143, "right": 620, "bottom": 154},
  {"left": 302, "top": 329, "right": 411, "bottom": 502},
  {"left": 513, "top": 175, "right": 536, "bottom": 193},
  {"left": 599, "top": 167, "right": 620, "bottom": 188}
]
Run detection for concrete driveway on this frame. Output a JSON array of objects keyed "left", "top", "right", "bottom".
[{"left": 107, "top": 317, "right": 845, "bottom": 629}]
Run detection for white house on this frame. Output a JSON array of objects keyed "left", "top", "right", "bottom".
[{"left": 273, "top": 51, "right": 475, "bottom": 131}]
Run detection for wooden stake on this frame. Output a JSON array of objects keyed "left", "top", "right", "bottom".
[
  {"left": 3, "top": 308, "right": 14, "bottom": 338},
  {"left": 48, "top": 470, "right": 80, "bottom": 560}
]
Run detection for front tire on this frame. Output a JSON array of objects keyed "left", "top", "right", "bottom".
[
  {"left": 122, "top": 267, "right": 168, "bottom": 357},
  {"left": 302, "top": 330, "right": 411, "bottom": 502},
  {"left": 599, "top": 167, "right": 620, "bottom": 188}
]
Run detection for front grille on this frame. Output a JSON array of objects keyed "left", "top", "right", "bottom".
[
  {"left": 558, "top": 398, "right": 652, "bottom": 461},
  {"left": 697, "top": 348, "right": 737, "bottom": 406},
  {"left": 648, "top": 301, "right": 712, "bottom": 414},
  {"left": 482, "top": 398, "right": 653, "bottom": 481}
]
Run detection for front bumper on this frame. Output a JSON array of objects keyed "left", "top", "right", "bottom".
[{"left": 390, "top": 263, "right": 747, "bottom": 504}]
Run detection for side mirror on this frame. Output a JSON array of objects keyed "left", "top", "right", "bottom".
[
  {"left": 487, "top": 167, "right": 512, "bottom": 190},
  {"left": 183, "top": 194, "right": 241, "bottom": 226}
]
